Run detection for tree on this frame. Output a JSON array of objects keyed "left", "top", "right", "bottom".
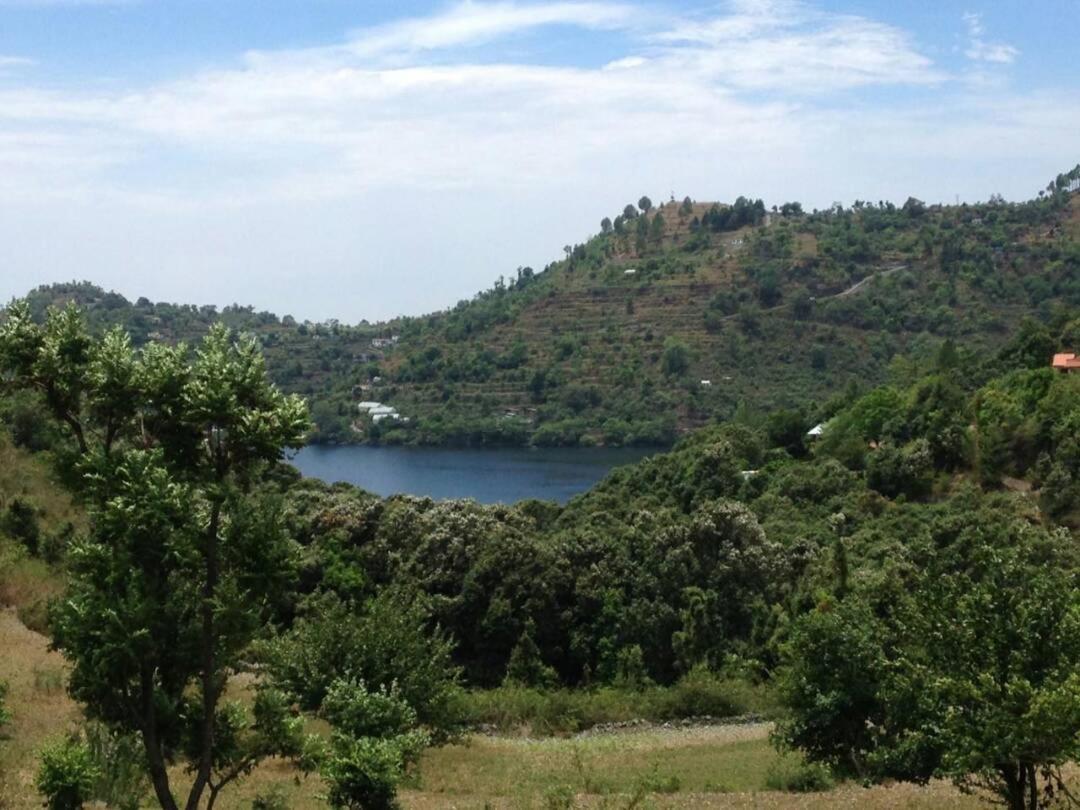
[
  {"left": 638, "top": 195, "right": 653, "bottom": 214},
  {"left": 777, "top": 504, "right": 1080, "bottom": 810},
  {"left": 0, "top": 302, "right": 310, "bottom": 810},
  {"left": 622, "top": 204, "right": 638, "bottom": 219},
  {"left": 600, "top": 216, "right": 612, "bottom": 234},
  {"left": 661, "top": 337, "right": 691, "bottom": 377},
  {"left": 650, "top": 211, "right": 666, "bottom": 242},
  {"left": 680, "top": 196, "right": 694, "bottom": 216}
]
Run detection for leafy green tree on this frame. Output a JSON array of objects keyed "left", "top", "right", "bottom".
[
  {"left": 680, "top": 196, "right": 694, "bottom": 216},
  {"left": 777, "top": 505, "right": 1080, "bottom": 810},
  {"left": 0, "top": 302, "right": 310, "bottom": 810},
  {"left": 600, "top": 217, "right": 613, "bottom": 233},
  {"left": 638, "top": 196, "right": 653, "bottom": 213},
  {"left": 661, "top": 338, "right": 691, "bottom": 377}
]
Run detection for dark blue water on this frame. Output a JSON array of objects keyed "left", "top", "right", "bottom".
[{"left": 289, "top": 445, "right": 656, "bottom": 504}]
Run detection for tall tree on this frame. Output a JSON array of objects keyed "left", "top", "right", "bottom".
[
  {"left": 0, "top": 302, "right": 310, "bottom": 810},
  {"left": 776, "top": 500, "right": 1080, "bottom": 810}
]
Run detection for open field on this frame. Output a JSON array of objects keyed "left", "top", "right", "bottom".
[{"left": 1, "top": 601, "right": 992, "bottom": 810}]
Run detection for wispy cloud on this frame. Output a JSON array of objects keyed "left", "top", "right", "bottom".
[
  {"left": 962, "top": 11, "right": 1019, "bottom": 64},
  {"left": 0, "top": 0, "right": 1071, "bottom": 320},
  {"left": 0, "top": 55, "right": 34, "bottom": 69}
]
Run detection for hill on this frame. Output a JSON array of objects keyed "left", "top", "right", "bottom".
[{"left": 12, "top": 166, "right": 1080, "bottom": 446}]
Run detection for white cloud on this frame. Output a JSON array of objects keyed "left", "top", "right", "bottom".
[
  {"left": 962, "top": 11, "right": 1019, "bottom": 64},
  {"left": 0, "top": 55, "right": 34, "bottom": 70},
  {"left": 0, "top": 0, "right": 1069, "bottom": 320}
]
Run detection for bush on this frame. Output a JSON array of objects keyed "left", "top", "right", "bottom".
[
  {"left": 320, "top": 680, "right": 430, "bottom": 810},
  {"left": 764, "top": 759, "right": 834, "bottom": 792},
  {"left": 323, "top": 735, "right": 411, "bottom": 810},
  {"left": 0, "top": 679, "right": 10, "bottom": 735},
  {"left": 36, "top": 737, "right": 99, "bottom": 810},
  {"left": 84, "top": 723, "right": 149, "bottom": 810},
  {"left": 1, "top": 498, "right": 41, "bottom": 555},
  {"left": 261, "top": 590, "right": 464, "bottom": 740},
  {"left": 252, "top": 785, "right": 291, "bottom": 810},
  {"left": 504, "top": 626, "right": 558, "bottom": 689},
  {"left": 459, "top": 673, "right": 772, "bottom": 734}
]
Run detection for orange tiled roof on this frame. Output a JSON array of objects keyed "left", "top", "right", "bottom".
[{"left": 1052, "top": 353, "right": 1080, "bottom": 370}]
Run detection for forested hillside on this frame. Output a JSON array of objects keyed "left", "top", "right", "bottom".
[
  {"left": 2, "top": 292, "right": 1080, "bottom": 809},
  {"left": 13, "top": 167, "right": 1080, "bottom": 447}
]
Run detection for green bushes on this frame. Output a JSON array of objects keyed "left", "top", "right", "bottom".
[
  {"left": 260, "top": 590, "right": 464, "bottom": 740},
  {"left": 320, "top": 680, "right": 430, "bottom": 810},
  {"left": 36, "top": 738, "right": 98, "bottom": 810},
  {"left": 764, "top": 760, "right": 834, "bottom": 792},
  {"left": 460, "top": 671, "right": 773, "bottom": 734}
]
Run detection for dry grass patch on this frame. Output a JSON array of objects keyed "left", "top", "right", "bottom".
[{"left": 0, "top": 608, "right": 79, "bottom": 809}]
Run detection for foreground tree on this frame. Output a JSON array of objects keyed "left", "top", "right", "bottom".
[
  {"left": 0, "top": 302, "right": 310, "bottom": 810},
  {"left": 776, "top": 500, "right": 1080, "bottom": 810}
]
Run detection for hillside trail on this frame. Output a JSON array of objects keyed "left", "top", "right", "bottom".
[{"left": 716, "top": 262, "right": 909, "bottom": 323}]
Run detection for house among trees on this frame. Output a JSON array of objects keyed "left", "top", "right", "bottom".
[{"left": 1052, "top": 352, "right": 1080, "bottom": 372}]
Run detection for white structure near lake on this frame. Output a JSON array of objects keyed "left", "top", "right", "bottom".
[{"left": 358, "top": 401, "right": 407, "bottom": 423}]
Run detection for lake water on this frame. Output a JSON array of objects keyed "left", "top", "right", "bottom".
[{"left": 289, "top": 445, "right": 657, "bottom": 504}]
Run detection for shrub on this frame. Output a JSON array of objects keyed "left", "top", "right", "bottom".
[
  {"left": 320, "top": 680, "right": 430, "bottom": 810},
  {"left": 261, "top": 590, "right": 464, "bottom": 741},
  {"left": 1, "top": 498, "right": 41, "bottom": 555},
  {"left": 764, "top": 760, "right": 834, "bottom": 792},
  {"left": 36, "top": 737, "right": 99, "bottom": 810},
  {"left": 0, "top": 679, "right": 11, "bottom": 735},
  {"left": 251, "top": 785, "right": 291, "bottom": 810},
  {"left": 504, "top": 626, "right": 558, "bottom": 689},
  {"left": 84, "top": 723, "right": 149, "bottom": 810}
]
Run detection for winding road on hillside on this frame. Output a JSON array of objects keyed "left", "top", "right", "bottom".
[{"left": 716, "top": 262, "right": 909, "bottom": 323}]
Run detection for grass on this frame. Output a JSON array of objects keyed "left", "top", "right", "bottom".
[
  {"left": 0, "top": 613, "right": 1023, "bottom": 810},
  {"left": 0, "top": 436, "right": 78, "bottom": 633}
]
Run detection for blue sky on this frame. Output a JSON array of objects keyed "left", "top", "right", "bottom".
[{"left": 0, "top": 0, "right": 1076, "bottom": 322}]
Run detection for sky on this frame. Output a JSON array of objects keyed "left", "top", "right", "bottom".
[{"left": 0, "top": 0, "right": 1076, "bottom": 323}]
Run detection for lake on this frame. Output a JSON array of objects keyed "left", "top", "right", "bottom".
[{"left": 289, "top": 445, "right": 657, "bottom": 504}]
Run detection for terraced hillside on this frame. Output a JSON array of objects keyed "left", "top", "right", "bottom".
[
  {"left": 13, "top": 168, "right": 1080, "bottom": 446},
  {"left": 371, "top": 180, "right": 1080, "bottom": 446}
]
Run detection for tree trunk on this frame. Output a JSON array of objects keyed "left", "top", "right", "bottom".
[
  {"left": 185, "top": 499, "right": 222, "bottom": 810},
  {"left": 1000, "top": 763, "right": 1027, "bottom": 810},
  {"left": 141, "top": 666, "right": 179, "bottom": 810}
]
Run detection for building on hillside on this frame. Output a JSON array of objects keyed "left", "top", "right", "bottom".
[
  {"left": 371, "top": 336, "right": 399, "bottom": 348},
  {"left": 1052, "top": 353, "right": 1080, "bottom": 373},
  {"left": 807, "top": 423, "right": 826, "bottom": 439},
  {"left": 624, "top": 268, "right": 637, "bottom": 276},
  {"left": 700, "top": 380, "right": 712, "bottom": 387},
  {"left": 357, "top": 401, "right": 382, "bottom": 412}
]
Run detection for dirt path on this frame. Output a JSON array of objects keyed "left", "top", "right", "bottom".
[{"left": 715, "top": 262, "right": 909, "bottom": 324}]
